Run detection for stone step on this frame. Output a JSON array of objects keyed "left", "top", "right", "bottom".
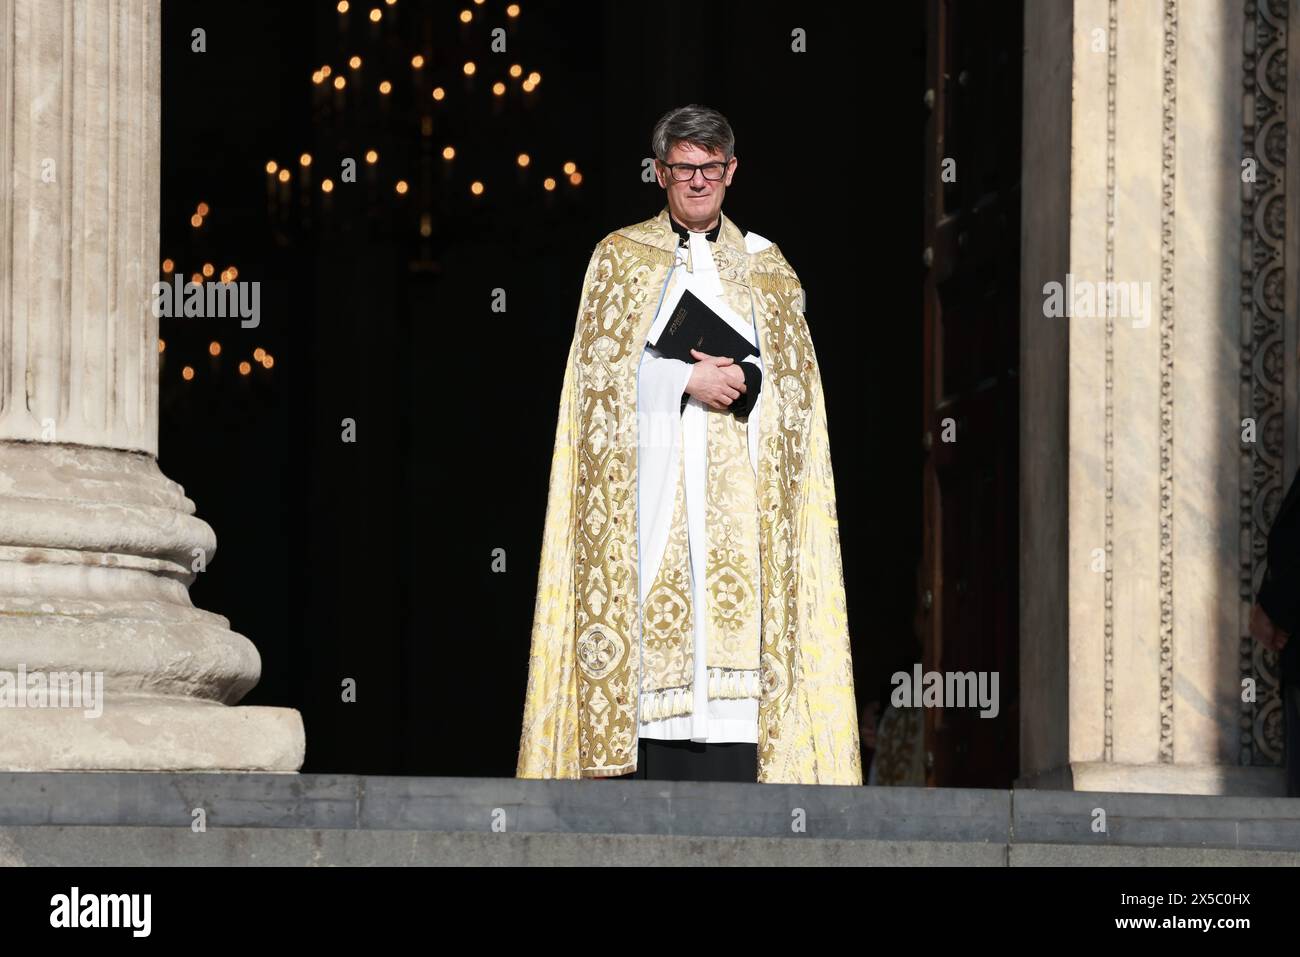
[{"left": 0, "top": 773, "right": 1297, "bottom": 865}]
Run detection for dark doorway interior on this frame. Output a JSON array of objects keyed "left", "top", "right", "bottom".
[
  {"left": 920, "top": 0, "right": 1024, "bottom": 788},
  {"left": 157, "top": 1, "right": 973, "bottom": 779}
]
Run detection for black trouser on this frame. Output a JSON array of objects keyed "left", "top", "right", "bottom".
[{"left": 627, "top": 737, "right": 757, "bottom": 782}]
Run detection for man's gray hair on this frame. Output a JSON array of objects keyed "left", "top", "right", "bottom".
[{"left": 651, "top": 104, "right": 735, "bottom": 162}]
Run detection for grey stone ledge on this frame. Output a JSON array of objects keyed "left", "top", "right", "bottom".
[{"left": 0, "top": 773, "right": 1296, "bottom": 855}]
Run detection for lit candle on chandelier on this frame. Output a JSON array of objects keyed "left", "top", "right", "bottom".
[
  {"left": 298, "top": 152, "right": 313, "bottom": 208},
  {"left": 440, "top": 144, "right": 455, "bottom": 184},
  {"left": 459, "top": 6, "right": 473, "bottom": 44},
  {"left": 208, "top": 338, "right": 223, "bottom": 378},
  {"left": 332, "top": 73, "right": 347, "bottom": 114},
  {"left": 365, "top": 148, "right": 379, "bottom": 209},
  {"left": 321, "top": 177, "right": 335, "bottom": 218},
  {"left": 277, "top": 167, "right": 291, "bottom": 224},
  {"left": 265, "top": 160, "right": 278, "bottom": 218}
]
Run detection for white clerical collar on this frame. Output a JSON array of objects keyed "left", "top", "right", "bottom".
[
  {"left": 687, "top": 230, "right": 718, "bottom": 274},
  {"left": 668, "top": 211, "right": 723, "bottom": 246}
]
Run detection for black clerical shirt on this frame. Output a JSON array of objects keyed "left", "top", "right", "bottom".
[{"left": 664, "top": 212, "right": 763, "bottom": 418}]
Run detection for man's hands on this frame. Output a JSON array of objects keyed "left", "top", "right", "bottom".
[
  {"left": 685, "top": 348, "right": 746, "bottom": 411},
  {"left": 1250, "top": 601, "right": 1290, "bottom": 653}
]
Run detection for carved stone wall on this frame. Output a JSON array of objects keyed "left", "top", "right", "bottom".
[{"left": 1021, "top": 0, "right": 1292, "bottom": 795}]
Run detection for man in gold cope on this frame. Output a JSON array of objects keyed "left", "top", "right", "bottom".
[{"left": 516, "top": 105, "right": 862, "bottom": 784}]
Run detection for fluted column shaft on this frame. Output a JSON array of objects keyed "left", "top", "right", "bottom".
[
  {"left": 1, "top": 0, "right": 159, "bottom": 452},
  {"left": 0, "top": 0, "right": 304, "bottom": 771}
]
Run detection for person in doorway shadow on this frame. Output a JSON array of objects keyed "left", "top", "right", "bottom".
[{"left": 1249, "top": 470, "right": 1300, "bottom": 797}]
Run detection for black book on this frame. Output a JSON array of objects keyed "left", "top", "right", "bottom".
[{"left": 650, "top": 288, "right": 757, "bottom": 363}]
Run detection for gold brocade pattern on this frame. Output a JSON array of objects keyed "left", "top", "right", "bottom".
[
  {"left": 702, "top": 405, "right": 762, "bottom": 678},
  {"left": 516, "top": 207, "right": 862, "bottom": 783},
  {"left": 640, "top": 455, "right": 695, "bottom": 720},
  {"left": 638, "top": 407, "right": 763, "bottom": 722},
  {"left": 720, "top": 282, "right": 755, "bottom": 327}
]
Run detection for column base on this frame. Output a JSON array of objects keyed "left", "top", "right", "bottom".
[
  {"left": 1068, "top": 761, "right": 1286, "bottom": 797},
  {"left": 0, "top": 441, "right": 305, "bottom": 772},
  {"left": 0, "top": 697, "right": 304, "bottom": 772}
]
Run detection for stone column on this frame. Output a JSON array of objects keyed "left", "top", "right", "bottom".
[
  {"left": 1020, "top": 0, "right": 1292, "bottom": 796},
  {"left": 0, "top": 0, "right": 304, "bottom": 770}
]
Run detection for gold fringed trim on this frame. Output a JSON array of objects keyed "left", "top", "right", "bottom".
[
  {"left": 641, "top": 670, "right": 762, "bottom": 721},
  {"left": 708, "top": 667, "right": 761, "bottom": 700},
  {"left": 639, "top": 685, "right": 694, "bottom": 721}
]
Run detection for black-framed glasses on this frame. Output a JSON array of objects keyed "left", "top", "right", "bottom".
[{"left": 662, "top": 160, "right": 730, "bottom": 182}]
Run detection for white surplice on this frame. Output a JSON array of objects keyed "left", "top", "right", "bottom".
[{"left": 636, "top": 216, "right": 772, "bottom": 743}]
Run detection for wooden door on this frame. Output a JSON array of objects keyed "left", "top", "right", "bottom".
[{"left": 920, "top": 0, "right": 1022, "bottom": 788}]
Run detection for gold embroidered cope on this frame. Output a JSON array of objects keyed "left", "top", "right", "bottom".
[
  {"left": 639, "top": 409, "right": 762, "bottom": 723},
  {"left": 516, "top": 207, "right": 862, "bottom": 784}
]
